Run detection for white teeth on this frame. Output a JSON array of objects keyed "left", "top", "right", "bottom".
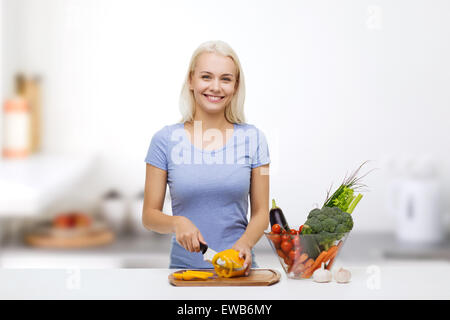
[{"left": 205, "top": 95, "right": 223, "bottom": 101}]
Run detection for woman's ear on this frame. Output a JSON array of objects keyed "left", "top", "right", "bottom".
[{"left": 188, "top": 72, "right": 193, "bottom": 90}]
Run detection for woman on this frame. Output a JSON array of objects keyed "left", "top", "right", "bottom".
[{"left": 142, "top": 40, "right": 270, "bottom": 275}]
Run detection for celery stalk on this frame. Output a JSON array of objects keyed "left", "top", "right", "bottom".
[{"left": 346, "top": 194, "right": 363, "bottom": 214}]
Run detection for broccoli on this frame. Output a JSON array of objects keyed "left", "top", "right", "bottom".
[{"left": 301, "top": 206, "right": 353, "bottom": 250}]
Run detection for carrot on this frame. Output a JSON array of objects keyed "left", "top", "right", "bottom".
[
  {"left": 277, "top": 249, "right": 287, "bottom": 260},
  {"left": 304, "top": 258, "right": 314, "bottom": 268},
  {"left": 326, "top": 240, "right": 343, "bottom": 270},
  {"left": 322, "top": 245, "right": 338, "bottom": 264},
  {"left": 289, "top": 253, "right": 308, "bottom": 274},
  {"left": 300, "top": 258, "right": 318, "bottom": 278},
  {"left": 302, "top": 250, "right": 329, "bottom": 278},
  {"left": 286, "top": 255, "right": 296, "bottom": 272},
  {"left": 287, "top": 261, "right": 294, "bottom": 273},
  {"left": 297, "top": 253, "right": 308, "bottom": 264},
  {"left": 310, "top": 250, "right": 329, "bottom": 270},
  {"left": 301, "top": 271, "right": 313, "bottom": 279},
  {"left": 325, "top": 252, "right": 338, "bottom": 270},
  {"left": 301, "top": 268, "right": 315, "bottom": 278},
  {"left": 293, "top": 263, "right": 306, "bottom": 275}
]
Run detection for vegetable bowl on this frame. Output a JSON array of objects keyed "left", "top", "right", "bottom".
[
  {"left": 265, "top": 162, "right": 373, "bottom": 279},
  {"left": 264, "top": 231, "right": 349, "bottom": 280}
]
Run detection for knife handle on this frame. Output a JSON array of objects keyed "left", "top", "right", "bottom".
[{"left": 199, "top": 242, "right": 208, "bottom": 254}]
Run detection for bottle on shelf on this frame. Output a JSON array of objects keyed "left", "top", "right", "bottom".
[{"left": 2, "top": 74, "right": 31, "bottom": 159}]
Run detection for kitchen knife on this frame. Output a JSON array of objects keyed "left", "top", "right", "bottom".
[{"left": 199, "top": 242, "right": 218, "bottom": 262}]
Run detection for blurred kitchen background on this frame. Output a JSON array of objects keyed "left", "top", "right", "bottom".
[{"left": 1, "top": 0, "right": 449, "bottom": 269}]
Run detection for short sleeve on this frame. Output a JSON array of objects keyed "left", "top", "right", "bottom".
[
  {"left": 251, "top": 128, "right": 270, "bottom": 168},
  {"left": 145, "top": 126, "right": 169, "bottom": 171}
]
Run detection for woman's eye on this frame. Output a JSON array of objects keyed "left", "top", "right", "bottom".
[{"left": 201, "top": 75, "right": 231, "bottom": 81}]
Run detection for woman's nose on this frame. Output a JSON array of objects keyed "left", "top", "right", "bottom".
[{"left": 210, "top": 79, "right": 220, "bottom": 91}]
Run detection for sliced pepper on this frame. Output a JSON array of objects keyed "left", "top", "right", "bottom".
[
  {"left": 183, "top": 270, "right": 214, "bottom": 278},
  {"left": 173, "top": 273, "right": 184, "bottom": 280},
  {"left": 173, "top": 270, "right": 214, "bottom": 280}
]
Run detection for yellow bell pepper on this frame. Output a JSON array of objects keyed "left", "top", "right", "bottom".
[
  {"left": 212, "top": 249, "right": 246, "bottom": 278},
  {"left": 173, "top": 270, "right": 214, "bottom": 280},
  {"left": 184, "top": 270, "right": 214, "bottom": 278}
]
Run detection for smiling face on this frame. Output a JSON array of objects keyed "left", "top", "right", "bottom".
[{"left": 189, "top": 52, "right": 238, "bottom": 117}]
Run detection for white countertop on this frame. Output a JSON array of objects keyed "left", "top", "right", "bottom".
[{"left": 1, "top": 261, "right": 449, "bottom": 299}]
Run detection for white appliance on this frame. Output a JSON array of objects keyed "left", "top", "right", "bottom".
[{"left": 387, "top": 156, "right": 445, "bottom": 244}]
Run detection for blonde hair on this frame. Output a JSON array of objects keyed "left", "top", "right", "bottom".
[{"left": 179, "top": 40, "right": 246, "bottom": 124}]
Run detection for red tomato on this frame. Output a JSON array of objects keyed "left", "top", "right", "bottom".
[
  {"left": 284, "top": 256, "right": 293, "bottom": 266},
  {"left": 271, "top": 224, "right": 282, "bottom": 234},
  {"left": 299, "top": 225, "right": 304, "bottom": 234},
  {"left": 288, "top": 250, "right": 297, "bottom": 262},
  {"left": 289, "top": 229, "right": 297, "bottom": 236},
  {"left": 270, "top": 234, "right": 281, "bottom": 248},
  {"left": 281, "top": 240, "right": 293, "bottom": 255},
  {"left": 276, "top": 249, "right": 287, "bottom": 260},
  {"left": 281, "top": 234, "right": 290, "bottom": 242},
  {"left": 53, "top": 215, "right": 75, "bottom": 229},
  {"left": 281, "top": 229, "right": 288, "bottom": 235}
]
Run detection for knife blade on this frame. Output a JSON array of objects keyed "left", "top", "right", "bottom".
[
  {"left": 199, "top": 243, "right": 246, "bottom": 271},
  {"left": 199, "top": 243, "right": 225, "bottom": 266}
]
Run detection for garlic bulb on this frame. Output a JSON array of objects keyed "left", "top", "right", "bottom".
[
  {"left": 334, "top": 267, "right": 351, "bottom": 283},
  {"left": 313, "top": 263, "right": 332, "bottom": 283}
]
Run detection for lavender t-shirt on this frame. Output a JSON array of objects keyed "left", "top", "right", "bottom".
[{"left": 145, "top": 122, "right": 270, "bottom": 269}]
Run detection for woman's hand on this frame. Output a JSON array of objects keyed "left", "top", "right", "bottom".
[
  {"left": 174, "top": 216, "right": 206, "bottom": 253},
  {"left": 232, "top": 240, "right": 252, "bottom": 276}
]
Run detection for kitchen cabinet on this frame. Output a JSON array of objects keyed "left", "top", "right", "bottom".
[
  {"left": 0, "top": 154, "right": 94, "bottom": 215},
  {"left": 0, "top": 234, "right": 172, "bottom": 269}
]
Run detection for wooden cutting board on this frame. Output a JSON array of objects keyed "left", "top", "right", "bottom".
[
  {"left": 25, "top": 229, "right": 115, "bottom": 249},
  {"left": 169, "top": 269, "right": 281, "bottom": 287}
]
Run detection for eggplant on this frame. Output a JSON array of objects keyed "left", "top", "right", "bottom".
[{"left": 269, "top": 199, "right": 290, "bottom": 231}]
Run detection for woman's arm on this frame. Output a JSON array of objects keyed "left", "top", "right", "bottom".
[
  {"left": 142, "top": 163, "right": 172, "bottom": 233},
  {"left": 233, "top": 164, "right": 270, "bottom": 272},
  {"left": 142, "top": 164, "right": 205, "bottom": 252},
  {"left": 242, "top": 164, "right": 270, "bottom": 247}
]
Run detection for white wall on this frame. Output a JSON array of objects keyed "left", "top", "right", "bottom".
[
  {"left": 0, "top": 0, "right": 2, "bottom": 130},
  {"left": 2, "top": 0, "right": 450, "bottom": 232}
]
